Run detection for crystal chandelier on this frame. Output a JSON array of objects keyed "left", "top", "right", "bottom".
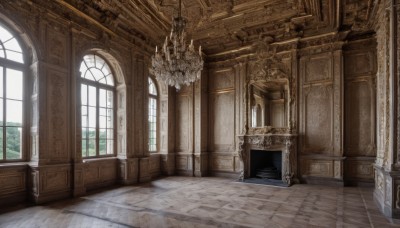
[{"left": 150, "top": 0, "right": 204, "bottom": 90}]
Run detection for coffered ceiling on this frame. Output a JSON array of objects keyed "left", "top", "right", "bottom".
[{"left": 41, "top": 0, "right": 376, "bottom": 54}]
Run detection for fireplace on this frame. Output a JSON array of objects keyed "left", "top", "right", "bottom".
[
  {"left": 250, "top": 150, "right": 282, "bottom": 180},
  {"left": 238, "top": 134, "right": 297, "bottom": 186}
]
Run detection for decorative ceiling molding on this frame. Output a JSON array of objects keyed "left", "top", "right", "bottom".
[{"left": 0, "top": 0, "right": 374, "bottom": 56}]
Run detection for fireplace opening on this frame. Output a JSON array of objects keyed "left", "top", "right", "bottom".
[{"left": 250, "top": 150, "right": 282, "bottom": 180}]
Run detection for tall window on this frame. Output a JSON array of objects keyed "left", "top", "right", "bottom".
[
  {"left": 80, "top": 54, "right": 114, "bottom": 157},
  {"left": 148, "top": 78, "right": 158, "bottom": 152},
  {"left": 0, "top": 24, "right": 24, "bottom": 161}
]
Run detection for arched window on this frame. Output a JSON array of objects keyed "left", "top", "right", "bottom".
[
  {"left": 0, "top": 24, "right": 25, "bottom": 161},
  {"left": 80, "top": 54, "right": 115, "bottom": 157},
  {"left": 148, "top": 77, "right": 158, "bottom": 152}
]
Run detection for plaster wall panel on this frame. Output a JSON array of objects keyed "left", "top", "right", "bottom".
[
  {"left": 0, "top": 166, "right": 26, "bottom": 195},
  {"left": 46, "top": 67, "right": 69, "bottom": 162},
  {"left": 176, "top": 95, "right": 190, "bottom": 152},
  {"left": 302, "top": 159, "right": 333, "bottom": 178},
  {"left": 209, "top": 92, "right": 235, "bottom": 153},
  {"left": 345, "top": 79, "right": 375, "bottom": 156},
  {"left": 304, "top": 55, "right": 332, "bottom": 83},
  {"left": 176, "top": 155, "right": 189, "bottom": 171},
  {"left": 345, "top": 159, "right": 374, "bottom": 180},
  {"left": 302, "top": 85, "right": 333, "bottom": 154},
  {"left": 208, "top": 68, "right": 235, "bottom": 91},
  {"left": 343, "top": 40, "right": 377, "bottom": 184},
  {"left": 210, "top": 155, "right": 234, "bottom": 172}
]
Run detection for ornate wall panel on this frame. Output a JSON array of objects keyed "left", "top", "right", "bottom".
[
  {"left": 209, "top": 92, "right": 235, "bottom": 152},
  {"left": 176, "top": 94, "right": 190, "bottom": 152},
  {"left": 344, "top": 40, "right": 377, "bottom": 184},
  {"left": 46, "top": 67, "right": 69, "bottom": 162},
  {"left": 299, "top": 48, "right": 344, "bottom": 182},
  {"left": 304, "top": 55, "right": 332, "bottom": 83},
  {"left": 45, "top": 23, "right": 68, "bottom": 67},
  {"left": 208, "top": 68, "right": 235, "bottom": 91},
  {"left": 41, "top": 167, "right": 70, "bottom": 193},
  {"left": 149, "top": 154, "right": 161, "bottom": 178},
  {"left": 84, "top": 159, "right": 117, "bottom": 189},
  {"left": 345, "top": 79, "right": 375, "bottom": 156},
  {"left": 210, "top": 155, "right": 234, "bottom": 172},
  {"left": 176, "top": 155, "right": 190, "bottom": 171},
  {"left": 302, "top": 85, "right": 333, "bottom": 154},
  {"left": 0, "top": 166, "right": 26, "bottom": 196},
  {"left": 301, "top": 159, "right": 333, "bottom": 177},
  {"left": 344, "top": 52, "right": 376, "bottom": 77},
  {"left": 345, "top": 158, "right": 375, "bottom": 180}
]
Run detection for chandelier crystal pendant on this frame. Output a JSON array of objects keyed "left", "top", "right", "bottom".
[{"left": 150, "top": 0, "right": 204, "bottom": 90}]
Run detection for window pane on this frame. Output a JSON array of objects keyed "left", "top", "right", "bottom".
[
  {"left": 6, "top": 100, "right": 22, "bottom": 126},
  {"left": 6, "top": 69, "right": 23, "bottom": 100},
  {"left": 99, "top": 114, "right": 107, "bottom": 129},
  {"left": 90, "top": 68, "right": 104, "bottom": 81},
  {"left": 149, "top": 78, "right": 157, "bottom": 95},
  {"left": 107, "top": 90, "right": 113, "bottom": 108},
  {"left": 107, "top": 111, "right": 113, "bottom": 128},
  {"left": 107, "top": 129, "right": 113, "bottom": 140},
  {"left": 88, "top": 86, "right": 96, "bottom": 106},
  {"left": 6, "top": 127, "right": 21, "bottom": 159},
  {"left": 5, "top": 50, "right": 23, "bottom": 63},
  {"left": 99, "top": 128, "right": 106, "bottom": 139},
  {"left": 107, "top": 140, "right": 113, "bottom": 154},
  {"left": 82, "top": 139, "right": 87, "bottom": 156},
  {"left": 148, "top": 96, "right": 157, "bottom": 152},
  {"left": 99, "top": 138, "right": 106, "bottom": 155},
  {"left": 3, "top": 38, "right": 22, "bottom": 53},
  {"left": 0, "top": 127, "right": 2, "bottom": 159},
  {"left": 102, "top": 64, "right": 110, "bottom": 77},
  {"left": 84, "top": 71, "right": 95, "bottom": 81},
  {"left": 87, "top": 128, "right": 96, "bottom": 139},
  {"left": 81, "top": 84, "right": 87, "bottom": 105},
  {"left": 88, "top": 107, "right": 96, "bottom": 128},
  {"left": 0, "top": 98, "right": 3, "bottom": 125},
  {"left": 84, "top": 55, "right": 95, "bottom": 68},
  {"left": 99, "top": 89, "right": 106, "bottom": 108},
  {"left": 0, "top": 25, "right": 13, "bottom": 42},
  {"left": 81, "top": 106, "right": 88, "bottom": 127},
  {"left": 88, "top": 139, "right": 96, "bottom": 156},
  {"left": 0, "top": 67, "right": 3, "bottom": 98},
  {"left": 79, "top": 62, "right": 87, "bottom": 75},
  {"left": 105, "top": 75, "right": 114, "bottom": 86},
  {"left": 82, "top": 128, "right": 88, "bottom": 139},
  {"left": 95, "top": 56, "right": 105, "bottom": 69}
]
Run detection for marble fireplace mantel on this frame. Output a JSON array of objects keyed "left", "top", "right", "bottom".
[{"left": 237, "top": 134, "right": 298, "bottom": 186}]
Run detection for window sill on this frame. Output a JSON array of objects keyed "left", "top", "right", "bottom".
[
  {"left": 0, "top": 162, "right": 28, "bottom": 169},
  {"left": 83, "top": 156, "right": 118, "bottom": 163}
]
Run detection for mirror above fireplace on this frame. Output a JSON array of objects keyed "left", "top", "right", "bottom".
[
  {"left": 250, "top": 80, "right": 289, "bottom": 129},
  {"left": 246, "top": 50, "right": 293, "bottom": 134}
]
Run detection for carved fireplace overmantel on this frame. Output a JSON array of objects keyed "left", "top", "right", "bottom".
[{"left": 238, "top": 134, "right": 298, "bottom": 186}]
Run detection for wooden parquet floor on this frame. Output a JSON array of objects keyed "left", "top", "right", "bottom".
[{"left": 0, "top": 176, "right": 400, "bottom": 227}]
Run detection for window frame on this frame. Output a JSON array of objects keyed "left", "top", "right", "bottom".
[
  {"left": 0, "top": 23, "right": 27, "bottom": 163},
  {"left": 80, "top": 54, "right": 117, "bottom": 158},
  {"left": 148, "top": 77, "right": 159, "bottom": 153}
]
